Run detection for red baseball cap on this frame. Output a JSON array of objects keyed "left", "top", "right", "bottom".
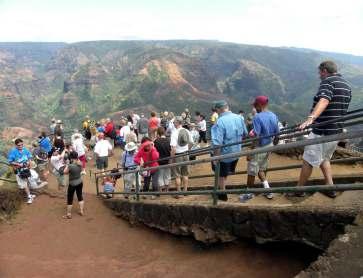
[{"left": 253, "top": 95, "right": 269, "bottom": 106}]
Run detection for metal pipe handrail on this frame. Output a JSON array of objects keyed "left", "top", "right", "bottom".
[
  {"left": 101, "top": 183, "right": 363, "bottom": 196},
  {"left": 279, "top": 108, "right": 363, "bottom": 133},
  {"left": 94, "top": 125, "right": 307, "bottom": 176},
  {"left": 186, "top": 156, "right": 363, "bottom": 180},
  {"left": 184, "top": 110, "right": 363, "bottom": 156},
  {"left": 99, "top": 129, "right": 363, "bottom": 179},
  {"left": 94, "top": 111, "right": 363, "bottom": 176}
]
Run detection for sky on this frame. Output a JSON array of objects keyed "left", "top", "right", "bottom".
[{"left": 0, "top": 0, "right": 363, "bottom": 56}]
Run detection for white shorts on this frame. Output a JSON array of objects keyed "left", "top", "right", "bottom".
[
  {"left": 16, "top": 169, "right": 40, "bottom": 189},
  {"left": 124, "top": 172, "right": 136, "bottom": 191},
  {"left": 303, "top": 132, "right": 337, "bottom": 167},
  {"left": 158, "top": 167, "right": 171, "bottom": 187}
]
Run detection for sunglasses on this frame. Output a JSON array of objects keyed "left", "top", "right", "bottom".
[{"left": 16, "top": 144, "right": 23, "bottom": 147}]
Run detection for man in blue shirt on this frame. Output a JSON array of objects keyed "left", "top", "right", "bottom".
[
  {"left": 38, "top": 131, "right": 53, "bottom": 157},
  {"left": 8, "top": 138, "right": 35, "bottom": 204},
  {"left": 245, "top": 96, "right": 279, "bottom": 200},
  {"left": 211, "top": 100, "right": 247, "bottom": 201}
]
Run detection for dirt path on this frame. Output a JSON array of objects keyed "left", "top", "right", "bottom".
[{"left": 0, "top": 193, "right": 308, "bottom": 278}]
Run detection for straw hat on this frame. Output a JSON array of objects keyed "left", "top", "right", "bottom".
[
  {"left": 29, "top": 161, "right": 37, "bottom": 169},
  {"left": 125, "top": 142, "right": 137, "bottom": 152}
]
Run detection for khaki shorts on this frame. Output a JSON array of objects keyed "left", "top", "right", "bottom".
[
  {"left": 247, "top": 143, "right": 272, "bottom": 176},
  {"left": 172, "top": 154, "right": 189, "bottom": 177},
  {"left": 303, "top": 132, "right": 337, "bottom": 167},
  {"left": 36, "top": 162, "right": 48, "bottom": 172}
]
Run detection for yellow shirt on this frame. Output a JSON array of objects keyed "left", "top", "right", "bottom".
[{"left": 210, "top": 112, "right": 218, "bottom": 124}]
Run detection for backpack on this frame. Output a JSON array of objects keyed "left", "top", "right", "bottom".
[
  {"left": 177, "top": 128, "right": 191, "bottom": 147},
  {"left": 109, "top": 127, "right": 117, "bottom": 139},
  {"left": 35, "top": 147, "right": 48, "bottom": 162},
  {"left": 160, "top": 118, "right": 168, "bottom": 129}
]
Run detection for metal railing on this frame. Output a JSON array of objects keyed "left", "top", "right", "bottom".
[
  {"left": 95, "top": 109, "right": 363, "bottom": 175},
  {"left": 95, "top": 129, "right": 363, "bottom": 205}
]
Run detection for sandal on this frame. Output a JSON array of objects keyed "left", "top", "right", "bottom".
[{"left": 62, "top": 214, "right": 72, "bottom": 219}]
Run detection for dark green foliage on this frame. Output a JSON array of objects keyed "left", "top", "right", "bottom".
[{"left": 1, "top": 41, "right": 362, "bottom": 127}]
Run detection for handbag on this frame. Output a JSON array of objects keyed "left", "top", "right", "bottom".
[
  {"left": 141, "top": 170, "right": 151, "bottom": 177},
  {"left": 18, "top": 168, "right": 31, "bottom": 179}
]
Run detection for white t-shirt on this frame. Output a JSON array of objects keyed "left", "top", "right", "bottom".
[
  {"left": 50, "top": 155, "right": 65, "bottom": 171},
  {"left": 72, "top": 138, "right": 86, "bottom": 157},
  {"left": 170, "top": 127, "right": 193, "bottom": 154},
  {"left": 120, "top": 125, "right": 131, "bottom": 138},
  {"left": 132, "top": 114, "right": 140, "bottom": 126},
  {"left": 198, "top": 120, "right": 207, "bottom": 131},
  {"left": 94, "top": 139, "right": 113, "bottom": 157},
  {"left": 166, "top": 120, "right": 176, "bottom": 136}
]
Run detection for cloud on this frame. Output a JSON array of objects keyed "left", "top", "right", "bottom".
[{"left": 0, "top": 0, "right": 362, "bottom": 55}]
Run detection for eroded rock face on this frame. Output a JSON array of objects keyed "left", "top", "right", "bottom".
[
  {"left": 1, "top": 127, "right": 34, "bottom": 141},
  {"left": 103, "top": 200, "right": 358, "bottom": 250}
]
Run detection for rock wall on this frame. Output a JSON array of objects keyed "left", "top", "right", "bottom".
[
  {"left": 0, "top": 183, "right": 22, "bottom": 221},
  {"left": 103, "top": 199, "right": 358, "bottom": 250},
  {"left": 297, "top": 213, "right": 363, "bottom": 278}
]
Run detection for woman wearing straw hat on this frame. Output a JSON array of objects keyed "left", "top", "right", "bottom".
[{"left": 121, "top": 142, "right": 138, "bottom": 198}]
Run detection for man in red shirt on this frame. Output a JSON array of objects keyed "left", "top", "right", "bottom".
[{"left": 148, "top": 111, "right": 160, "bottom": 141}]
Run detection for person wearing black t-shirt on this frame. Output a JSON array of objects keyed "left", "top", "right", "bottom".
[{"left": 154, "top": 127, "right": 171, "bottom": 191}]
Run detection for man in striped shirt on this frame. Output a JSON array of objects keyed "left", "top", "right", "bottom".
[{"left": 294, "top": 60, "right": 351, "bottom": 198}]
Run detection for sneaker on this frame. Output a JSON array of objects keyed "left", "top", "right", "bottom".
[
  {"left": 239, "top": 193, "right": 254, "bottom": 203},
  {"left": 30, "top": 194, "right": 37, "bottom": 199},
  {"left": 38, "top": 181, "right": 48, "bottom": 187},
  {"left": 81, "top": 170, "right": 86, "bottom": 175},
  {"left": 151, "top": 196, "right": 157, "bottom": 200},
  {"left": 217, "top": 193, "right": 228, "bottom": 201},
  {"left": 322, "top": 191, "right": 337, "bottom": 198},
  {"left": 286, "top": 192, "right": 306, "bottom": 198},
  {"left": 263, "top": 192, "right": 274, "bottom": 200},
  {"left": 27, "top": 197, "right": 33, "bottom": 204}
]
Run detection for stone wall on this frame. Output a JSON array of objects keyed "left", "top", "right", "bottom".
[{"left": 103, "top": 199, "right": 358, "bottom": 250}]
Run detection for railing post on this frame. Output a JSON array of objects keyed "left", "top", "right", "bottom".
[
  {"left": 95, "top": 175, "right": 99, "bottom": 196},
  {"left": 213, "top": 161, "right": 220, "bottom": 205},
  {"left": 135, "top": 170, "right": 140, "bottom": 201}
]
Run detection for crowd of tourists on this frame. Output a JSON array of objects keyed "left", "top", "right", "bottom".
[{"left": 7, "top": 60, "right": 352, "bottom": 217}]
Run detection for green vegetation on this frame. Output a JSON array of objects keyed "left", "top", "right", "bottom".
[{"left": 0, "top": 41, "right": 362, "bottom": 127}]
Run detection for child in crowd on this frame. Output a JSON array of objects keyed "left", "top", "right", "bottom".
[{"left": 102, "top": 175, "right": 116, "bottom": 199}]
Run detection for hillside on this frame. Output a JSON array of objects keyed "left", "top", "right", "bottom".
[{"left": 0, "top": 40, "right": 363, "bottom": 130}]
